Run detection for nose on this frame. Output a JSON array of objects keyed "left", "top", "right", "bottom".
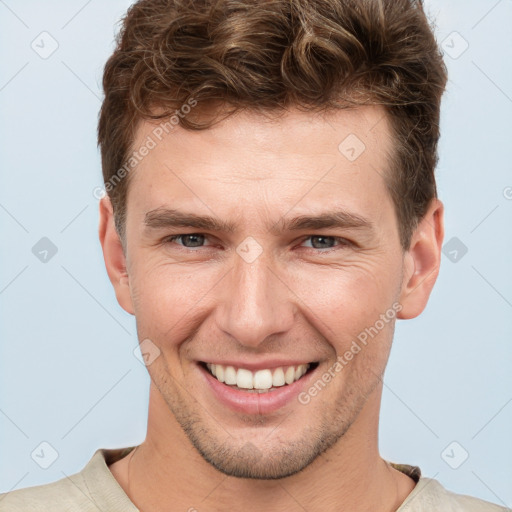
[{"left": 214, "top": 247, "right": 296, "bottom": 348}]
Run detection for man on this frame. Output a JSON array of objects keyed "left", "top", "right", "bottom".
[{"left": 0, "top": 0, "right": 507, "bottom": 510}]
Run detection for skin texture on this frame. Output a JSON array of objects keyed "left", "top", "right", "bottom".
[{"left": 99, "top": 105, "right": 444, "bottom": 511}]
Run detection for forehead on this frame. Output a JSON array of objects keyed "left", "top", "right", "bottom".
[
  {"left": 126, "top": 105, "right": 395, "bottom": 225},
  {"left": 132, "top": 104, "right": 391, "bottom": 163}
]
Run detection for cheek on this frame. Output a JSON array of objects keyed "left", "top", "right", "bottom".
[
  {"left": 287, "top": 259, "right": 399, "bottom": 335},
  {"left": 129, "top": 248, "right": 401, "bottom": 358},
  {"left": 129, "top": 262, "right": 222, "bottom": 339}
]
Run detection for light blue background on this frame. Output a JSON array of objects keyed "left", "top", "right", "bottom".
[{"left": 0, "top": 0, "right": 511, "bottom": 507}]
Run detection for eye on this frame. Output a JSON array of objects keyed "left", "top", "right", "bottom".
[
  {"left": 300, "top": 235, "right": 350, "bottom": 250},
  {"left": 164, "top": 233, "right": 210, "bottom": 248},
  {"left": 162, "top": 233, "right": 352, "bottom": 252}
]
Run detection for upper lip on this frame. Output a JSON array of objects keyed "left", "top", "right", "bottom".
[{"left": 199, "top": 359, "right": 317, "bottom": 371}]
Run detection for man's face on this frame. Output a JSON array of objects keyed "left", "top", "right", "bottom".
[{"left": 119, "top": 105, "right": 408, "bottom": 478}]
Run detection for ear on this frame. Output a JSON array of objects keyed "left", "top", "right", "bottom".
[
  {"left": 98, "top": 196, "right": 134, "bottom": 315},
  {"left": 397, "top": 198, "right": 444, "bottom": 319}
]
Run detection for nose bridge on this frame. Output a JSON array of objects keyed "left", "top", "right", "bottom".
[{"left": 215, "top": 246, "right": 294, "bottom": 347}]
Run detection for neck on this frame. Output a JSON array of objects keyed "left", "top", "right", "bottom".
[{"left": 112, "top": 382, "right": 415, "bottom": 512}]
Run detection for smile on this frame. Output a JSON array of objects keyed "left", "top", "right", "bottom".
[
  {"left": 205, "top": 363, "right": 313, "bottom": 392},
  {"left": 198, "top": 358, "right": 321, "bottom": 414}
]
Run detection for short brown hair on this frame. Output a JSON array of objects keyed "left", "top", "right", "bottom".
[{"left": 98, "top": 0, "right": 447, "bottom": 250}]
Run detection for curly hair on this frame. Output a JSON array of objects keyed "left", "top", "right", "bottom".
[{"left": 97, "top": 0, "right": 448, "bottom": 250}]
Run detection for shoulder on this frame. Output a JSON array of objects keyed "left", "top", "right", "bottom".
[
  {"left": 0, "top": 446, "right": 138, "bottom": 512},
  {"left": 399, "top": 476, "right": 509, "bottom": 511},
  {"left": 0, "top": 472, "right": 94, "bottom": 512}
]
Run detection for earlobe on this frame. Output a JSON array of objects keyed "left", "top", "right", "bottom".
[
  {"left": 98, "top": 196, "right": 135, "bottom": 315},
  {"left": 397, "top": 199, "right": 444, "bottom": 320}
]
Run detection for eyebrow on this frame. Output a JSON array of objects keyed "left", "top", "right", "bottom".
[{"left": 143, "top": 207, "right": 375, "bottom": 235}]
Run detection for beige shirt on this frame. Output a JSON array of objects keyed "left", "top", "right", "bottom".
[{"left": 0, "top": 446, "right": 507, "bottom": 511}]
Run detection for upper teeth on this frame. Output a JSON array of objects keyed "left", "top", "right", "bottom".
[{"left": 206, "top": 363, "right": 310, "bottom": 390}]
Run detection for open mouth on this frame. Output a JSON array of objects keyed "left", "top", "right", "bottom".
[{"left": 200, "top": 361, "right": 319, "bottom": 393}]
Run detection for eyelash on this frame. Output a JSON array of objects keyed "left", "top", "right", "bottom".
[{"left": 162, "top": 234, "right": 352, "bottom": 252}]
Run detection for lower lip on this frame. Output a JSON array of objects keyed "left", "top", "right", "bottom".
[{"left": 199, "top": 364, "right": 316, "bottom": 415}]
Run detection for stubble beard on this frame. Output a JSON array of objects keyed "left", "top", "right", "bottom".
[{"left": 150, "top": 360, "right": 382, "bottom": 480}]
